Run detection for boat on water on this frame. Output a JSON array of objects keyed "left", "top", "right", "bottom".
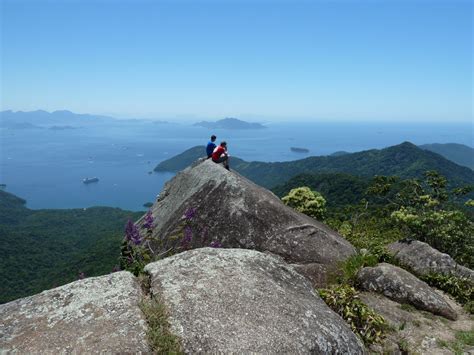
[
  {"left": 83, "top": 177, "right": 99, "bottom": 184},
  {"left": 290, "top": 147, "right": 310, "bottom": 153}
]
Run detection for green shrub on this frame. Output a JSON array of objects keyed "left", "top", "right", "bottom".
[
  {"left": 391, "top": 208, "right": 474, "bottom": 268},
  {"left": 336, "top": 253, "right": 379, "bottom": 285},
  {"left": 319, "top": 285, "right": 387, "bottom": 344},
  {"left": 420, "top": 273, "right": 473, "bottom": 311},
  {"left": 464, "top": 300, "right": 474, "bottom": 314},
  {"left": 282, "top": 187, "right": 327, "bottom": 220}
]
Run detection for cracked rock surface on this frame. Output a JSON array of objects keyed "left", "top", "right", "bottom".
[{"left": 145, "top": 247, "right": 365, "bottom": 354}]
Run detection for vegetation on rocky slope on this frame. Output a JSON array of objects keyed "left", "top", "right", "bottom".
[
  {"left": 281, "top": 170, "right": 474, "bottom": 347},
  {"left": 319, "top": 285, "right": 387, "bottom": 345}
]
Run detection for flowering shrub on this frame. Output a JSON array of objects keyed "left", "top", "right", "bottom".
[
  {"left": 282, "top": 186, "right": 327, "bottom": 220},
  {"left": 120, "top": 213, "right": 156, "bottom": 275},
  {"left": 125, "top": 219, "right": 142, "bottom": 245},
  {"left": 120, "top": 207, "right": 220, "bottom": 276}
]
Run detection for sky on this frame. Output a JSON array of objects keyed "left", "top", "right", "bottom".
[{"left": 1, "top": 0, "right": 472, "bottom": 122}]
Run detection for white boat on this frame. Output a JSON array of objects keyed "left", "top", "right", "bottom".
[{"left": 83, "top": 177, "right": 99, "bottom": 184}]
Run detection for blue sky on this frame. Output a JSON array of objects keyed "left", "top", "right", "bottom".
[{"left": 1, "top": 0, "right": 472, "bottom": 122}]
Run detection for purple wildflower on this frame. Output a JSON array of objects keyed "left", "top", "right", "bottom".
[
  {"left": 183, "top": 226, "right": 193, "bottom": 242},
  {"left": 181, "top": 226, "right": 193, "bottom": 249},
  {"left": 125, "top": 220, "right": 142, "bottom": 245},
  {"left": 209, "top": 240, "right": 222, "bottom": 248},
  {"left": 78, "top": 272, "right": 86, "bottom": 280},
  {"left": 184, "top": 207, "right": 196, "bottom": 221},
  {"left": 142, "top": 211, "right": 154, "bottom": 230}
]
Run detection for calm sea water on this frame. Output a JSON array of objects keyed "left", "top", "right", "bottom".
[{"left": 1, "top": 121, "right": 472, "bottom": 211}]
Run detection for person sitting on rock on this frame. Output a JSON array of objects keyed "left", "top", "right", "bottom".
[
  {"left": 206, "top": 135, "right": 217, "bottom": 159},
  {"left": 212, "top": 141, "right": 230, "bottom": 170}
]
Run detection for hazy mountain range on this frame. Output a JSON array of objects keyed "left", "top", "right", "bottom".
[
  {"left": 0, "top": 110, "right": 266, "bottom": 129},
  {"left": 0, "top": 110, "right": 168, "bottom": 129},
  {"left": 419, "top": 143, "right": 474, "bottom": 170}
]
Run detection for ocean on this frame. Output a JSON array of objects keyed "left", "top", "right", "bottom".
[{"left": 1, "top": 120, "right": 472, "bottom": 211}]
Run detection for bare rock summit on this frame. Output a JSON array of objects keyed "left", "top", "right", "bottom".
[{"left": 143, "top": 159, "right": 355, "bottom": 268}]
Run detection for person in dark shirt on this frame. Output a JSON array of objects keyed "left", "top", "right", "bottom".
[
  {"left": 212, "top": 141, "right": 230, "bottom": 170},
  {"left": 206, "top": 135, "right": 217, "bottom": 158}
]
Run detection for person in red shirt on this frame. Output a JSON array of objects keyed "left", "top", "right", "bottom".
[{"left": 212, "top": 141, "right": 230, "bottom": 170}]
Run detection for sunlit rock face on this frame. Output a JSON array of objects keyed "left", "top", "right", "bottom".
[
  {"left": 388, "top": 239, "right": 474, "bottom": 281},
  {"left": 0, "top": 271, "right": 149, "bottom": 353},
  {"left": 145, "top": 247, "right": 366, "bottom": 354},
  {"left": 357, "top": 263, "right": 457, "bottom": 320},
  {"left": 143, "top": 159, "right": 356, "bottom": 268}
]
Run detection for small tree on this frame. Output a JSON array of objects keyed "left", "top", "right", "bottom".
[
  {"left": 282, "top": 186, "right": 327, "bottom": 220},
  {"left": 366, "top": 171, "right": 474, "bottom": 267}
]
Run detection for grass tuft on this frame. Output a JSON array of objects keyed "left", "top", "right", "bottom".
[
  {"left": 437, "top": 327, "right": 474, "bottom": 355},
  {"left": 140, "top": 297, "right": 183, "bottom": 354}
]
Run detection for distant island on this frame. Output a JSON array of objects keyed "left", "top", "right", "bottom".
[
  {"left": 49, "top": 125, "right": 77, "bottom": 130},
  {"left": 193, "top": 117, "right": 266, "bottom": 130},
  {"left": 290, "top": 147, "right": 309, "bottom": 153}
]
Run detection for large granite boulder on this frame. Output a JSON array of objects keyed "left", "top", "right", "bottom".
[
  {"left": 357, "top": 263, "right": 457, "bottom": 320},
  {"left": 388, "top": 239, "right": 474, "bottom": 281},
  {"left": 0, "top": 272, "right": 148, "bottom": 353},
  {"left": 145, "top": 248, "right": 365, "bottom": 354},
  {"left": 143, "top": 159, "right": 355, "bottom": 267}
]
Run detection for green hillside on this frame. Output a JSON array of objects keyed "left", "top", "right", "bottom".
[
  {"left": 155, "top": 142, "right": 474, "bottom": 188},
  {"left": 272, "top": 173, "right": 370, "bottom": 207},
  {"left": 0, "top": 190, "right": 142, "bottom": 304},
  {"left": 420, "top": 143, "right": 474, "bottom": 170}
]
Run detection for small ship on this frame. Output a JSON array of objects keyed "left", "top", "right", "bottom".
[
  {"left": 83, "top": 177, "right": 99, "bottom": 184},
  {"left": 290, "top": 147, "right": 310, "bottom": 153}
]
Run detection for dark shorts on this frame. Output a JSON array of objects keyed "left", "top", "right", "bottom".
[{"left": 212, "top": 156, "right": 228, "bottom": 164}]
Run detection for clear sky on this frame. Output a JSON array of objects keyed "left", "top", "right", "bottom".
[{"left": 1, "top": 0, "right": 472, "bottom": 122}]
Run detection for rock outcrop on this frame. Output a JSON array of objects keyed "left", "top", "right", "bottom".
[
  {"left": 145, "top": 248, "right": 365, "bottom": 354},
  {"left": 144, "top": 159, "right": 355, "bottom": 268},
  {"left": 388, "top": 239, "right": 474, "bottom": 281},
  {"left": 357, "top": 263, "right": 457, "bottom": 320},
  {"left": 0, "top": 272, "right": 148, "bottom": 353},
  {"left": 360, "top": 292, "right": 473, "bottom": 355}
]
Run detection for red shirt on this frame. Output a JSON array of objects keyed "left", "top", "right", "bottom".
[{"left": 212, "top": 146, "right": 227, "bottom": 161}]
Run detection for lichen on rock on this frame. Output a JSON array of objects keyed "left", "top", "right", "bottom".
[{"left": 145, "top": 247, "right": 366, "bottom": 354}]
